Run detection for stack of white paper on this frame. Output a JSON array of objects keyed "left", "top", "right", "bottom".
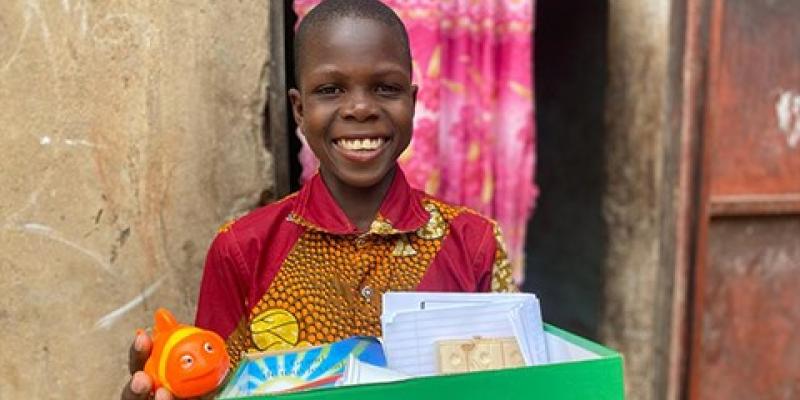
[
  {"left": 381, "top": 292, "right": 548, "bottom": 377},
  {"left": 337, "top": 356, "right": 411, "bottom": 386}
]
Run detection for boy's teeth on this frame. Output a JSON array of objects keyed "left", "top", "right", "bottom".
[{"left": 336, "top": 138, "right": 385, "bottom": 151}]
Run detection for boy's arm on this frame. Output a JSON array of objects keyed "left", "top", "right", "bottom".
[
  {"left": 195, "top": 228, "right": 250, "bottom": 339},
  {"left": 475, "top": 222, "right": 516, "bottom": 293}
]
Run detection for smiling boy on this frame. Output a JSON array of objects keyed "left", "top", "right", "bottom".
[{"left": 122, "top": 1, "right": 514, "bottom": 399}]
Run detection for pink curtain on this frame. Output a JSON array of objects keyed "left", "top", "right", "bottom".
[{"left": 294, "top": 0, "right": 537, "bottom": 285}]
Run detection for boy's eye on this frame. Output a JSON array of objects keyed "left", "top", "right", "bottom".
[
  {"left": 376, "top": 84, "right": 402, "bottom": 96},
  {"left": 314, "top": 85, "right": 343, "bottom": 95}
]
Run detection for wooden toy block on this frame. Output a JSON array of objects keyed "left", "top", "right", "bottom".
[
  {"left": 436, "top": 337, "right": 524, "bottom": 374},
  {"left": 438, "top": 340, "right": 471, "bottom": 374}
]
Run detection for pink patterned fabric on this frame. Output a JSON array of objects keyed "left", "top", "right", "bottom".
[{"left": 293, "top": 0, "right": 537, "bottom": 284}]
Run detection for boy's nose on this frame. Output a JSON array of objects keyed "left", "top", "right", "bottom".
[{"left": 340, "top": 91, "right": 379, "bottom": 122}]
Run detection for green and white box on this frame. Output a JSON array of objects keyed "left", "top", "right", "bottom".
[{"left": 223, "top": 324, "right": 624, "bottom": 400}]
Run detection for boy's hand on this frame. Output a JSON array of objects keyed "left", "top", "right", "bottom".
[
  {"left": 120, "top": 331, "right": 222, "bottom": 400},
  {"left": 121, "top": 331, "right": 157, "bottom": 400}
]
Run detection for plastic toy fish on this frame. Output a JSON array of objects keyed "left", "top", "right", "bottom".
[{"left": 143, "top": 308, "right": 231, "bottom": 398}]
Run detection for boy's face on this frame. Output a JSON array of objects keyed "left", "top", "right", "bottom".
[{"left": 289, "top": 17, "right": 417, "bottom": 189}]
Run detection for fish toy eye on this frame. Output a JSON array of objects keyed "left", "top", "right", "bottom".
[
  {"left": 180, "top": 354, "right": 194, "bottom": 369},
  {"left": 204, "top": 342, "right": 214, "bottom": 353}
]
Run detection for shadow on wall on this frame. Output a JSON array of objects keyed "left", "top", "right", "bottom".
[{"left": 523, "top": 0, "right": 609, "bottom": 340}]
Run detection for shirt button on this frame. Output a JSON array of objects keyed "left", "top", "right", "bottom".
[{"left": 360, "top": 286, "right": 373, "bottom": 301}]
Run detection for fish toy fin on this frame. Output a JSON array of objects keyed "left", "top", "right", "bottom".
[{"left": 153, "top": 308, "right": 178, "bottom": 336}]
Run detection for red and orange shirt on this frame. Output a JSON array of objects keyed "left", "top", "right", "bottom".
[{"left": 194, "top": 168, "right": 514, "bottom": 363}]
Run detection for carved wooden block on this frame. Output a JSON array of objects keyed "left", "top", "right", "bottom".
[{"left": 436, "top": 337, "right": 524, "bottom": 374}]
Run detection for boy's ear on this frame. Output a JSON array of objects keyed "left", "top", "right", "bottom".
[
  {"left": 411, "top": 84, "right": 419, "bottom": 108},
  {"left": 288, "top": 88, "right": 304, "bottom": 132}
]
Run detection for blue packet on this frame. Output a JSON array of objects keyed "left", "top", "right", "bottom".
[{"left": 218, "top": 336, "right": 385, "bottom": 398}]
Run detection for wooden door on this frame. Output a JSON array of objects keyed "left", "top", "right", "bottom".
[{"left": 688, "top": 1, "right": 800, "bottom": 399}]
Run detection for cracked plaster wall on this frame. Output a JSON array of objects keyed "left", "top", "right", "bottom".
[{"left": 0, "top": 1, "right": 272, "bottom": 398}]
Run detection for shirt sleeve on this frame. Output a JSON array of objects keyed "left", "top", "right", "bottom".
[
  {"left": 194, "top": 229, "right": 250, "bottom": 339},
  {"left": 475, "top": 222, "right": 516, "bottom": 293}
]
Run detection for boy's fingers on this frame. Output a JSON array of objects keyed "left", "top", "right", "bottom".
[
  {"left": 154, "top": 388, "right": 175, "bottom": 400},
  {"left": 129, "top": 331, "right": 152, "bottom": 374},
  {"left": 120, "top": 372, "right": 152, "bottom": 400}
]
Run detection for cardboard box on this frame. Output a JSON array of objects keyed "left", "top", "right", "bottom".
[{"left": 222, "top": 324, "right": 625, "bottom": 400}]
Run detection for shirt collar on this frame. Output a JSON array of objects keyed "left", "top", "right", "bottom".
[{"left": 289, "top": 167, "right": 430, "bottom": 235}]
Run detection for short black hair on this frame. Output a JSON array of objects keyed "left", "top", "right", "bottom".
[{"left": 293, "top": 0, "right": 412, "bottom": 85}]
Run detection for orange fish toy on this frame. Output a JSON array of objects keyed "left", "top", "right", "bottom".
[{"left": 143, "top": 308, "right": 231, "bottom": 398}]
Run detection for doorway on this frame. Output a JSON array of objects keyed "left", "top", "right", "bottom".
[{"left": 524, "top": 1, "right": 609, "bottom": 340}]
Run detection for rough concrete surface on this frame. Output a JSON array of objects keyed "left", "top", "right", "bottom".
[
  {"left": 0, "top": 1, "right": 271, "bottom": 398},
  {"left": 601, "top": 1, "right": 671, "bottom": 400}
]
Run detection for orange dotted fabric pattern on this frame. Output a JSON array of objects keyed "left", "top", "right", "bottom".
[
  {"left": 490, "top": 223, "right": 516, "bottom": 293},
  {"left": 225, "top": 198, "right": 512, "bottom": 364}
]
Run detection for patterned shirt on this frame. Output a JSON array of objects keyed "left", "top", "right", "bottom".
[{"left": 194, "top": 168, "right": 514, "bottom": 364}]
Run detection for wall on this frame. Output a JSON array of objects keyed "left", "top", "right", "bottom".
[
  {"left": 0, "top": 1, "right": 271, "bottom": 398},
  {"left": 601, "top": 1, "right": 674, "bottom": 399}
]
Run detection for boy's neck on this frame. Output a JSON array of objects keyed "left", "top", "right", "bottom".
[{"left": 320, "top": 167, "right": 397, "bottom": 233}]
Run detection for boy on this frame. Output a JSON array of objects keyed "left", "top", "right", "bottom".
[{"left": 122, "top": 0, "right": 514, "bottom": 398}]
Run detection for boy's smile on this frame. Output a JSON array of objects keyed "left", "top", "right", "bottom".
[
  {"left": 289, "top": 16, "right": 417, "bottom": 190},
  {"left": 333, "top": 137, "right": 389, "bottom": 163}
]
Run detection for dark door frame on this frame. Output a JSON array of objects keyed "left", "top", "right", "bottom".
[{"left": 267, "top": 0, "right": 291, "bottom": 199}]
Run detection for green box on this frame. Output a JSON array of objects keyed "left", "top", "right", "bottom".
[{"left": 225, "top": 324, "right": 624, "bottom": 400}]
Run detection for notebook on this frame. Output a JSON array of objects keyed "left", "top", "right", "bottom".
[
  {"left": 218, "top": 336, "right": 385, "bottom": 398},
  {"left": 381, "top": 292, "right": 548, "bottom": 376}
]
